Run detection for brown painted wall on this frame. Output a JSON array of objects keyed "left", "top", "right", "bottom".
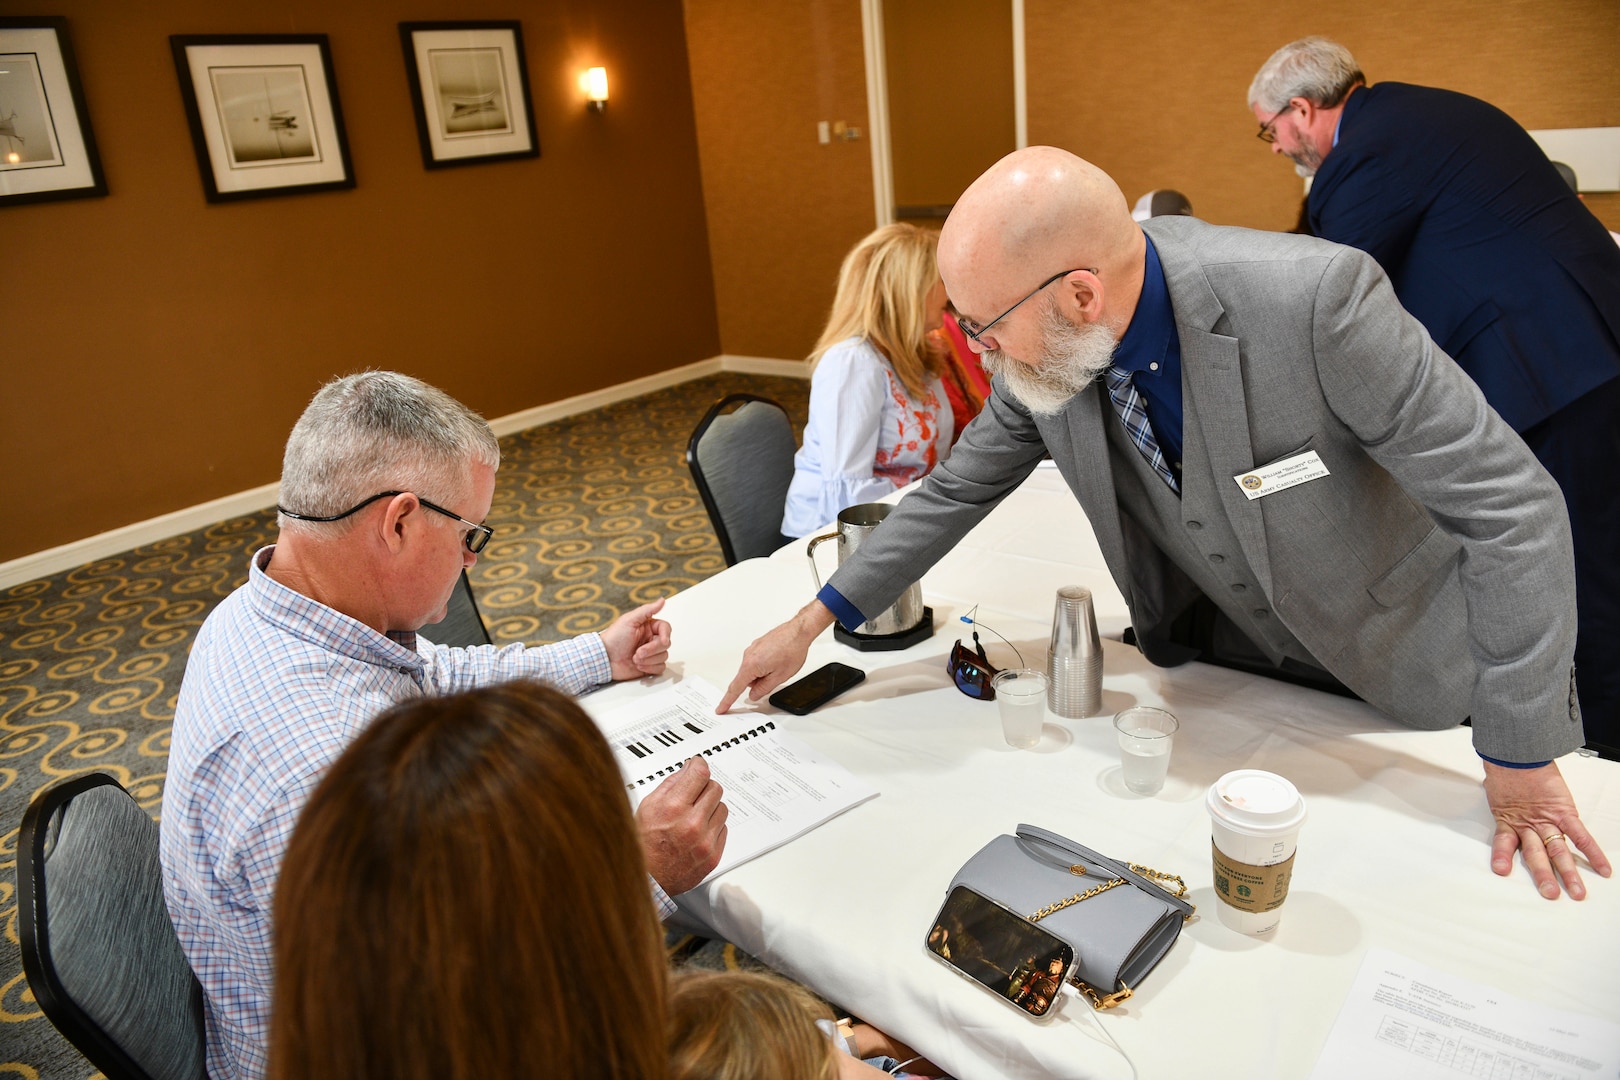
[
  {"left": 684, "top": 0, "right": 875, "bottom": 363},
  {"left": 1026, "top": 0, "right": 1620, "bottom": 232},
  {"left": 3, "top": 0, "right": 718, "bottom": 563},
  {"left": 885, "top": 0, "right": 1015, "bottom": 212}
]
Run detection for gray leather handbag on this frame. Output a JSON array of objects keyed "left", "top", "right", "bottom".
[{"left": 948, "top": 824, "right": 1194, "bottom": 1009}]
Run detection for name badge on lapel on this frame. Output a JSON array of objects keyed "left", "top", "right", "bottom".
[{"left": 1233, "top": 451, "right": 1330, "bottom": 501}]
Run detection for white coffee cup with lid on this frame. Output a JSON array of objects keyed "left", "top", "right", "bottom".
[{"left": 1205, "top": 770, "right": 1307, "bottom": 934}]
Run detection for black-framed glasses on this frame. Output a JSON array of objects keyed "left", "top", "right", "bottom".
[
  {"left": 949, "top": 635, "right": 1002, "bottom": 699},
  {"left": 277, "top": 491, "right": 494, "bottom": 553},
  {"left": 1256, "top": 104, "right": 1292, "bottom": 143},
  {"left": 955, "top": 268, "right": 1095, "bottom": 345}
]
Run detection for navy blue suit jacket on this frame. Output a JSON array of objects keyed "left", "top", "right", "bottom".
[{"left": 1308, "top": 82, "right": 1620, "bottom": 431}]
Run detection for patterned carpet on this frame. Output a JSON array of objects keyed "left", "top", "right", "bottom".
[{"left": 0, "top": 371, "right": 809, "bottom": 1079}]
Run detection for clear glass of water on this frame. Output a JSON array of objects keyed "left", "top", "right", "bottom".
[
  {"left": 1113, "top": 706, "right": 1179, "bottom": 795},
  {"left": 992, "top": 668, "right": 1048, "bottom": 749}
]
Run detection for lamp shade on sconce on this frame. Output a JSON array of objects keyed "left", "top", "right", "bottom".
[{"left": 581, "top": 66, "right": 608, "bottom": 111}]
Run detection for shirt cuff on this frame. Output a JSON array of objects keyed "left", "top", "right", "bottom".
[
  {"left": 1477, "top": 753, "right": 1553, "bottom": 769},
  {"left": 580, "top": 632, "right": 614, "bottom": 688},
  {"left": 817, "top": 583, "right": 867, "bottom": 631},
  {"left": 651, "top": 875, "right": 678, "bottom": 920}
]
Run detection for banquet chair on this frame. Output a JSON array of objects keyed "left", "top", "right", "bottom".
[
  {"left": 687, "top": 394, "right": 796, "bottom": 565},
  {"left": 17, "top": 772, "right": 208, "bottom": 1080},
  {"left": 420, "top": 569, "right": 492, "bottom": 647}
]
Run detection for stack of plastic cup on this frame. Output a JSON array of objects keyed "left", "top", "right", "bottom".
[{"left": 1047, "top": 586, "right": 1102, "bottom": 718}]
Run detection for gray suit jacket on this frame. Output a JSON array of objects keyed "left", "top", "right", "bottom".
[{"left": 827, "top": 217, "right": 1581, "bottom": 763}]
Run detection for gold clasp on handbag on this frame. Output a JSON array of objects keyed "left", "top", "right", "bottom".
[{"left": 1075, "top": 978, "right": 1134, "bottom": 1010}]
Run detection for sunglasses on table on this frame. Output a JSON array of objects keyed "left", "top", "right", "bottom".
[{"left": 949, "top": 632, "right": 1003, "bottom": 700}]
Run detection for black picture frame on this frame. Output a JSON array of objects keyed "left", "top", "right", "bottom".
[
  {"left": 0, "top": 16, "right": 108, "bottom": 207},
  {"left": 399, "top": 21, "right": 540, "bottom": 170},
  {"left": 170, "top": 33, "right": 354, "bottom": 203}
]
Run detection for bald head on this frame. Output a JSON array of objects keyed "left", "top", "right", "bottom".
[{"left": 940, "top": 147, "right": 1143, "bottom": 330}]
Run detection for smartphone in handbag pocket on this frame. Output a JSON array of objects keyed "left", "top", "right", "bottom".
[{"left": 925, "top": 885, "right": 1075, "bottom": 1018}]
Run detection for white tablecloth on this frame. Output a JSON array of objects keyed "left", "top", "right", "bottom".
[{"left": 587, "top": 465, "right": 1620, "bottom": 1080}]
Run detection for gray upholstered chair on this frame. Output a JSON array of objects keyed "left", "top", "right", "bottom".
[
  {"left": 420, "top": 569, "right": 493, "bottom": 647},
  {"left": 686, "top": 394, "right": 797, "bottom": 565},
  {"left": 17, "top": 772, "right": 207, "bottom": 1080}
]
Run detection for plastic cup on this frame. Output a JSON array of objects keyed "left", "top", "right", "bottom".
[
  {"left": 1205, "top": 770, "right": 1308, "bottom": 934},
  {"left": 992, "top": 668, "right": 1047, "bottom": 749},
  {"left": 1112, "top": 707, "right": 1178, "bottom": 795}
]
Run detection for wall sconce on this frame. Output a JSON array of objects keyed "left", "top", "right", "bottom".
[{"left": 580, "top": 67, "right": 608, "bottom": 113}]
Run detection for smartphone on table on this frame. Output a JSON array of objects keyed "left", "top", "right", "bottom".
[
  {"left": 768, "top": 662, "right": 866, "bottom": 715},
  {"left": 925, "top": 885, "right": 1075, "bottom": 1018}
]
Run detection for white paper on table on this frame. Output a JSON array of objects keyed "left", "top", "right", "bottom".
[
  {"left": 1309, "top": 947, "right": 1620, "bottom": 1079},
  {"left": 587, "top": 678, "right": 879, "bottom": 883}
]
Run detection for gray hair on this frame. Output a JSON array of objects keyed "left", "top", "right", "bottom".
[
  {"left": 1247, "top": 37, "right": 1365, "bottom": 112},
  {"left": 277, "top": 371, "right": 500, "bottom": 536}
]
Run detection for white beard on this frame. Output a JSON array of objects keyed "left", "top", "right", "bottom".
[{"left": 981, "top": 303, "right": 1118, "bottom": 417}]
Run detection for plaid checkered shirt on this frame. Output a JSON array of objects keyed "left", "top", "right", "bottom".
[{"left": 160, "top": 546, "right": 674, "bottom": 1080}]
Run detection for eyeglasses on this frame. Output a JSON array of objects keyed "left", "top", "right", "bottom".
[
  {"left": 277, "top": 491, "right": 494, "bottom": 553},
  {"left": 955, "top": 268, "right": 1095, "bottom": 345},
  {"left": 949, "top": 635, "right": 1002, "bottom": 699},
  {"left": 1256, "top": 104, "right": 1292, "bottom": 143}
]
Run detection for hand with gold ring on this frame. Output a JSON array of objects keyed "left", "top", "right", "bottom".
[{"left": 1483, "top": 761, "right": 1611, "bottom": 900}]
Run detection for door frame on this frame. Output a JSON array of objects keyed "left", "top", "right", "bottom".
[{"left": 860, "top": 0, "right": 1028, "bottom": 228}]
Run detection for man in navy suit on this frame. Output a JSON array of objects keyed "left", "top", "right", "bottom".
[{"left": 1249, "top": 37, "right": 1620, "bottom": 756}]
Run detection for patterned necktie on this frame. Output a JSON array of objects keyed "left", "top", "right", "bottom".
[{"left": 1104, "top": 366, "right": 1180, "bottom": 494}]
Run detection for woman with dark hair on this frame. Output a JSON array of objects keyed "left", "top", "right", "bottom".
[{"left": 269, "top": 680, "right": 669, "bottom": 1080}]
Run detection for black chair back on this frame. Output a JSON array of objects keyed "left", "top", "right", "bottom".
[
  {"left": 419, "top": 569, "right": 492, "bottom": 647},
  {"left": 17, "top": 773, "right": 208, "bottom": 1080},
  {"left": 686, "top": 394, "right": 797, "bottom": 564}
]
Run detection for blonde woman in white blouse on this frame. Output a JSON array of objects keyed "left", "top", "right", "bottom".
[{"left": 782, "top": 224, "right": 956, "bottom": 538}]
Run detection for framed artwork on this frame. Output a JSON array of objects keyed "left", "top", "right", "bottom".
[
  {"left": 0, "top": 17, "right": 107, "bottom": 207},
  {"left": 399, "top": 21, "right": 539, "bottom": 169},
  {"left": 170, "top": 34, "right": 354, "bottom": 202}
]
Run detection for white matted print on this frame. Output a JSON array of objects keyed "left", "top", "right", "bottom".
[
  {"left": 210, "top": 66, "right": 320, "bottom": 167},
  {"left": 0, "top": 18, "right": 106, "bottom": 205},
  {"left": 171, "top": 35, "right": 352, "bottom": 201},
  {"left": 401, "top": 22, "right": 538, "bottom": 168}
]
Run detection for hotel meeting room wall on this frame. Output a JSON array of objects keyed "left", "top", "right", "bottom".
[
  {"left": 3, "top": 0, "right": 720, "bottom": 564},
  {"left": 683, "top": 0, "right": 877, "bottom": 364},
  {"left": 884, "top": 0, "right": 1016, "bottom": 218},
  {"left": 1024, "top": 0, "right": 1620, "bottom": 233}
]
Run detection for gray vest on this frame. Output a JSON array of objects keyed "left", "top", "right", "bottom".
[{"left": 1103, "top": 385, "right": 1326, "bottom": 672}]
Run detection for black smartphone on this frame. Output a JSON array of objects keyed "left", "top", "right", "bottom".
[
  {"left": 925, "top": 885, "right": 1075, "bottom": 1018},
  {"left": 768, "top": 662, "right": 866, "bottom": 715}
]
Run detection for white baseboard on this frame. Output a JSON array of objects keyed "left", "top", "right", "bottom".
[
  {"left": 0, "top": 482, "right": 285, "bottom": 592},
  {"left": 719, "top": 354, "right": 809, "bottom": 378},
  {"left": 0, "top": 355, "right": 804, "bottom": 590}
]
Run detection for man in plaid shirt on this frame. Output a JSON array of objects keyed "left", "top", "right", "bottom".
[{"left": 160, "top": 372, "right": 729, "bottom": 1080}]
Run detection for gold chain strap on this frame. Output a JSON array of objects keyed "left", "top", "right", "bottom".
[
  {"left": 1025, "top": 860, "right": 1195, "bottom": 1010},
  {"left": 1027, "top": 875, "right": 1128, "bottom": 920}
]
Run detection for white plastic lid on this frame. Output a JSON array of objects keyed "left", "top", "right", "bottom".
[{"left": 1206, "top": 769, "right": 1307, "bottom": 836}]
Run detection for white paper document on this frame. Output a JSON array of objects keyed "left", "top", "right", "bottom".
[
  {"left": 588, "top": 679, "right": 879, "bottom": 883},
  {"left": 1310, "top": 947, "right": 1620, "bottom": 1080}
]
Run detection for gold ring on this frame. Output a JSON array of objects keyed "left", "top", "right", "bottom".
[{"left": 1541, "top": 832, "right": 1567, "bottom": 846}]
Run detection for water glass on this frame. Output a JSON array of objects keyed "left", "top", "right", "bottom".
[
  {"left": 1113, "top": 706, "right": 1178, "bottom": 795},
  {"left": 992, "top": 668, "right": 1047, "bottom": 749}
]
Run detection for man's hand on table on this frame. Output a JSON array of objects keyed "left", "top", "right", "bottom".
[
  {"left": 717, "top": 600, "right": 836, "bottom": 712},
  {"left": 637, "top": 755, "right": 727, "bottom": 895},
  {"left": 602, "top": 598, "right": 673, "bottom": 680},
  {"left": 1483, "top": 760, "right": 1612, "bottom": 900}
]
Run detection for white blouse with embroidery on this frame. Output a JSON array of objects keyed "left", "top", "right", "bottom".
[{"left": 781, "top": 336, "right": 954, "bottom": 538}]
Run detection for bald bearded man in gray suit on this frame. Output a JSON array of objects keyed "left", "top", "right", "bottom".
[{"left": 721, "top": 146, "right": 1610, "bottom": 902}]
